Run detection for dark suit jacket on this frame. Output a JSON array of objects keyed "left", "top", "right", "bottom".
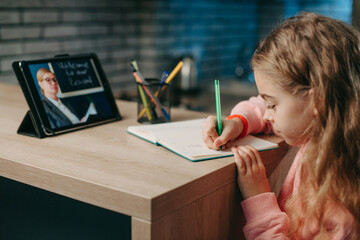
[{"left": 42, "top": 97, "right": 76, "bottom": 129}]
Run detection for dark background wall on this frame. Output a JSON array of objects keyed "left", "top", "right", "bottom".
[{"left": 0, "top": 0, "right": 355, "bottom": 99}]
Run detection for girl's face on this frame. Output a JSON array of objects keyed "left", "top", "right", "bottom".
[{"left": 254, "top": 70, "right": 314, "bottom": 146}]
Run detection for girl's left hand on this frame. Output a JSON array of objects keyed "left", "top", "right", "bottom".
[{"left": 231, "top": 145, "right": 271, "bottom": 199}]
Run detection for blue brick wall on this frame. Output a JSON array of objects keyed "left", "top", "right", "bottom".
[
  {"left": 149, "top": 0, "right": 353, "bottom": 86},
  {"left": 153, "top": 0, "right": 258, "bottom": 83},
  {"left": 0, "top": 0, "right": 353, "bottom": 95}
]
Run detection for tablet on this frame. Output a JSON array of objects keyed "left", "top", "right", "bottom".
[{"left": 13, "top": 53, "right": 121, "bottom": 138}]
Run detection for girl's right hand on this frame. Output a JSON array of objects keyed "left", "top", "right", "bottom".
[{"left": 202, "top": 116, "right": 244, "bottom": 150}]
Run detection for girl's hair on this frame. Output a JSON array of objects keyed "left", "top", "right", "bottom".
[{"left": 252, "top": 12, "right": 360, "bottom": 238}]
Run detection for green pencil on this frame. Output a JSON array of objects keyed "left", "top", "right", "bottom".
[{"left": 214, "top": 79, "right": 222, "bottom": 136}]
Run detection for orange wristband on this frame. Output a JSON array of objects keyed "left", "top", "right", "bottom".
[{"left": 226, "top": 114, "right": 248, "bottom": 138}]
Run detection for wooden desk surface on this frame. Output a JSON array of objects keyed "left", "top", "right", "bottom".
[{"left": 0, "top": 83, "right": 287, "bottom": 226}]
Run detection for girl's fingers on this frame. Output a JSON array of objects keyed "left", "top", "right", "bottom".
[
  {"left": 233, "top": 145, "right": 270, "bottom": 199},
  {"left": 215, "top": 125, "right": 232, "bottom": 147},
  {"left": 232, "top": 147, "right": 246, "bottom": 174},
  {"left": 246, "top": 145, "right": 264, "bottom": 167},
  {"left": 203, "top": 135, "right": 216, "bottom": 149},
  {"left": 214, "top": 137, "right": 226, "bottom": 149},
  {"left": 217, "top": 139, "right": 232, "bottom": 150},
  {"left": 202, "top": 128, "right": 219, "bottom": 150},
  {"left": 241, "top": 146, "right": 260, "bottom": 172},
  {"left": 202, "top": 116, "right": 233, "bottom": 151},
  {"left": 237, "top": 146, "right": 252, "bottom": 171},
  {"left": 208, "top": 130, "right": 218, "bottom": 144}
]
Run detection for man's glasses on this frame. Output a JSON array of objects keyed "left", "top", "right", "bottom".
[{"left": 42, "top": 78, "right": 57, "bottom": 83}]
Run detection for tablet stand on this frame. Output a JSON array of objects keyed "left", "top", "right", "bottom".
[{"left": 17, "top": 110, "right": 50, "bottom": 138}]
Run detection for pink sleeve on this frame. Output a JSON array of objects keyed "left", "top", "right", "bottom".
[
  {"left": 241, "top": 192, "right": 290, "bottom": 239},
  {"left": 230, "top": 95, "right": 273, "bottom": 135}
]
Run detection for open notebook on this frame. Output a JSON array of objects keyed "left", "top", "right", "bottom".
[{"left": 127, "top": 119, "right": 279, "bottom": 162}]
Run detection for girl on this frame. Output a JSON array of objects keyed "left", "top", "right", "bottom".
[{"left": 202, "top": 12, "right": 359, "bottom": 239}]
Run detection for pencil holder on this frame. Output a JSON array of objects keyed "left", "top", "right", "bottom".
[{"left": 137, "top": 78, "right": 171, "bottom": 124}]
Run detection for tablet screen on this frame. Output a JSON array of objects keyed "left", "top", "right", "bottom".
[{"left": 19, "top": 54, "right": 120, "bottom": 134}]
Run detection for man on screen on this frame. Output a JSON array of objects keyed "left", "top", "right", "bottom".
[{"left": 36, "top": 68, "right": 88, "bottom": 129}]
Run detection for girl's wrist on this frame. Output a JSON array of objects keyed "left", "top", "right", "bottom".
[{"left": 226, "top": 114, "right": 248, "bottom": 138}]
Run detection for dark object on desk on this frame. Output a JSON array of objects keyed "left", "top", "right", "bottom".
[{"left": 12, "top": 53, "right": 121, "bottom": 138}]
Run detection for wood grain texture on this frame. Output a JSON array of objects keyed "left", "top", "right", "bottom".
[
  {"left": 133, "top": 182, "right": 244, "bottom": 240},
  {"left": 0, "top": 83, "right": 288, "bottom": 239},
  {"left": 151, "top": 182, "right": 241, "bottom": 240},
  {"left": 132, "top": 217, "right": 151, "bottom": 240}
]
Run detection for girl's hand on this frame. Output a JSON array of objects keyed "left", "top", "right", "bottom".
[
  {"left": 231, "top": 145, "right": 271, "bottom": 199},
  {"left": 202, "top": 116, "right": 244, "bottom": 150}
]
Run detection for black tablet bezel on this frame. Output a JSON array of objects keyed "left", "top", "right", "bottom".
[{"left": 14, "top": 53, "right": 121, "bottom": 136}]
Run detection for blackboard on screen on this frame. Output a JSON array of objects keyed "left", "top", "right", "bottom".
[{"left": 51, "top": 59, "right": 101, "bottom": 93}]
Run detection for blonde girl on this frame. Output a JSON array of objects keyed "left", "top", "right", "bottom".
[{"left": 202, "top": 12, "right": 359, "bottom": 239}]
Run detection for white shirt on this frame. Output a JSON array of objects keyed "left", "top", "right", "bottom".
[{"left": 46, "top": 97, "right": 80, "bottom": 124}]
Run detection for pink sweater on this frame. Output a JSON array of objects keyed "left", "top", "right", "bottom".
[{"left": 231, "top": 96, "right": 356, "bottom": 239}]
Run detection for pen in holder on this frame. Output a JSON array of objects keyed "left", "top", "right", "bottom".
[{"left": 137, "top": 78, "right": 171, "bottom": 124}]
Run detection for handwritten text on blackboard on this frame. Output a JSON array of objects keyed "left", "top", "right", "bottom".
[{"left": 57, "top": 61, "right": 95, "bottom": 87}]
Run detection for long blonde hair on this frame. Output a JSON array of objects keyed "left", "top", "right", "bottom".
[{"left": 252, "top": 12, "right": 360, "bottom": 238}]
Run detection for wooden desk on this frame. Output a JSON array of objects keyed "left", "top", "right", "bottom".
[{"left": 0, "top": 83, "right": 288, "bottom": 239}]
